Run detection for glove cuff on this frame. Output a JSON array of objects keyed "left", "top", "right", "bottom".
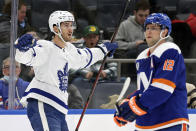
[
  {"left": 113, "top": 116, "right": 127, "bottom": 127},
  {"left": 128, "top": 96, "right": 147, "bottom": 116}
]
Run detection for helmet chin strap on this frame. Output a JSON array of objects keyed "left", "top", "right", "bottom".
[
  {"left": 54, "top": 27, "right": 67, "bottom": 45},
  {"left": 149, "top": 30, "right": 170, "bottom": 49}
]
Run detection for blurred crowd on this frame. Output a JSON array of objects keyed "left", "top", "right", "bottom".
[{"left": 0, "top": 0, "right": 196, "bottom": 109}]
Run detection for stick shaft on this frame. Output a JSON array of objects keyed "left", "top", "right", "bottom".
[
  {"left": 116, "top": 77, "right": 131, "bottom": 102},
  {"left": 115, "top": 77, "right": 131, "bottom": 114},
  {"left": 75, "top": 1, "right": 130, "bottom": 130}
]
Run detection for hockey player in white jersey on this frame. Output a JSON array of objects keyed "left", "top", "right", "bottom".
[
  {"left": 113, "top": 13, "right": 189, "bottom": 130},
  {"left": 14, "top": 11, "right": 118, "bottom": 131}
]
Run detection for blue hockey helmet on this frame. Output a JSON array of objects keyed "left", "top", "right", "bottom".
[{"left": 144, "top": 13, "right": 172, "bottom": 35}]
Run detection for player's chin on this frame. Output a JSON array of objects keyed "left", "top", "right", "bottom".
[
  {"left": 146, "top": 40, "right": 153, "bottom": 47},
  {"left": 66, "top": 36, "right": 72, "bottom": 41}
]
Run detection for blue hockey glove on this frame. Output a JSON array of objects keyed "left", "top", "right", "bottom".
[
  {"left": 114, "top": 96, "right": 148, "bottom": 123},
  {"left": 114, "top": 112, "right": 127, "bottom": 127},
  {"left": 14, "top": 34, "right": 37, "bottom": 52},
  {"left": 103, "top": 42, "right": 118, "bottom": 57}
]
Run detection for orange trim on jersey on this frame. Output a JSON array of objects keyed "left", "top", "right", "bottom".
[
  {"left": 152, "top": 78, "right": 176, "bottom": 89},
  {"left": 135, "top": 118, "right": 189, "bottom": 129},
  {"left": 182, "top": 123, "right": 187, "bottom": 131},
  {"left": 0, "top": 98, "right": 2, "bottom": 101},
  {"left": 129, "top": 96, "right": 147, "bottom": 116}
]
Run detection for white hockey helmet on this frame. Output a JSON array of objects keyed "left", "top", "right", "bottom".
[{"left": 48, "top": 11, "right": 75, "bottom": 33}]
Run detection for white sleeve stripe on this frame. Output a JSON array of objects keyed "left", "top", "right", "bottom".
[{"left": 151, "top": 82, "right": 174, "bottom": 93}]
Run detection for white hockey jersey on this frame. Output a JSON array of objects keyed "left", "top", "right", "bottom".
[{"left": 15, "top": 40, "right": 108, "bottom": 114}]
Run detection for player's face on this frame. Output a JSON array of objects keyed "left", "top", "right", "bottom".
[
  {"left": 84, "top": 34, "right": 99, "bottom": 48},
  {"left": 145, "top": 24, "right": 162, "bottom": 47},
  {"left": 134, "top": 9, "right": 150, "bottom": 25},
  {"left": 60, "top": 21, "right": 74, "bottom": 41}
]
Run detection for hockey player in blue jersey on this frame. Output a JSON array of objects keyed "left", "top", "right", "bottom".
[
  {"left": 14, "top": 10, "right": 118, "bottom": 131},
  {"left": 113, "top": 13, "right": 189, "bottom": 130}
]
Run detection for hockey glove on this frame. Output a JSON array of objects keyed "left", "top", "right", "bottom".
[
  {"left": 114, "top": 112, "right": 128, "bottom": 127},
  {"left": 114, "top": 96, "right": 148, "bottom": 123},
  {"left": 14, "top": 34, "right": 37, "bottom": 52},
  {"left": 103, "top": 42, "right": 118, "bottom": 57}
]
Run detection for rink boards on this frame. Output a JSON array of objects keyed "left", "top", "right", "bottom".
[{"left": 0, "top": 109, "right": 196, "bottom": 131}]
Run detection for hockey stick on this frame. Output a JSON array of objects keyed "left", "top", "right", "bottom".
[
  {"left": 75, "top": 0, "right": 130, "bottom": 131},
  {"left": 115, "top": 77, "right": 131, "bottom": 114}
]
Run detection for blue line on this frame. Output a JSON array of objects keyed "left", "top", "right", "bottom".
[
  {"left": 187, "top": 109, "right": 196, "bottom": 114},
  {"left": 0, "top": 109, "right": 196, "bottom": 115},
  {"left": 0, "top": 110, "right": 27, "bottom": 115}
]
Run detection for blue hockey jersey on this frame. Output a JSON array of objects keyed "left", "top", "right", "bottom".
[{"left": 134, "top": 42, "right": 189, "bottom": 130}]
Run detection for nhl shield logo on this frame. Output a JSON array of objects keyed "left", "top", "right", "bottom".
[{"left": 136, "top": 62, "right": 139, "bottom": 71}]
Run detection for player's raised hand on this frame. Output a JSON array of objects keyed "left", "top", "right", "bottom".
[
  {"left": 103, "top": 42, "right": 118, "bottom": 57},
  {"left": 14, "top": 34, "right": 37, "bottom": 52}
]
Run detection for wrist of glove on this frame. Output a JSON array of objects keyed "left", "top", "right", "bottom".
[
  {"left": 98, "top": 42, "right": 118, "bottom": 57},
  {"left": 113, "top": 96, "right": 148, "bottom": 126},
  {"left": 114, "top": 113, "right": 128, "bottom": 127},
  {"left": 14, "top": 34, "right": 37, "bottom": 52},
  {"left": 104, "top": 42, "right": 118, "bottom": 57}
]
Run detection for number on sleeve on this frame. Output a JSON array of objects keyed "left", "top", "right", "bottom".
[{"left": 163, "top": 59, "right": 175, "bottom": 71}]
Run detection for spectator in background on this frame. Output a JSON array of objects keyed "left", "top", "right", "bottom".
[
  {"left": 0, "top": 0, "right": 32, "bottom": 74},
  {"left": 0, "top": 43, "right": 9, "bottom": 78},
  {"left": 67, "top": 84, "right": 84, "bottom": 109},
  {"left": 186, "top": 13, "right": 196, "bottom": 38},
  {"left": 0, "top": 0, "right": 31, "bottom": 44},
  {"left": 186, "top": 83, "right": 196, "bottom": 109},
  {"left": 114, "top": 0, "right": 150, "bottom": 77},
  {"left": 70, "top": 25, "right": 117, "bottom": 83},
  {"left": 114, "top": 0, "right": 150, "bottom": 58},
  {"left": 0, "top": 57, "right": 29, "bottom": 109}
]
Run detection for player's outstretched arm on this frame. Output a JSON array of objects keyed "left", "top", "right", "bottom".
[
  {"left": 15, "top": 34, "right": 49, "bottom": 66},
  {"left": 96, "top": 42, "right": 118, "bottom": 57}
]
